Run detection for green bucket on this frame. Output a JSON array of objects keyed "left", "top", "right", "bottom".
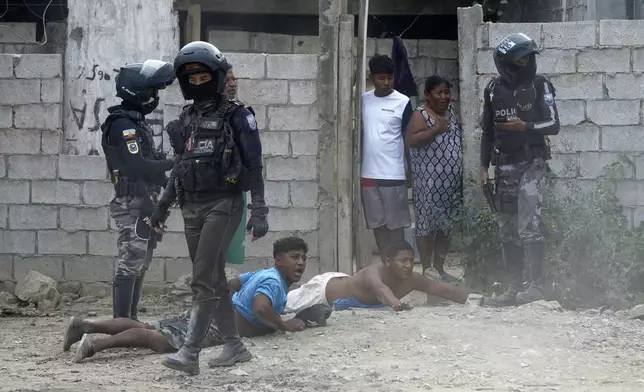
[{"left": 225, "top": 192, "right": 247, "bottom": 265}]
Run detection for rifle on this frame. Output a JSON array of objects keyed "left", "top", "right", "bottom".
[{"left": 482, "top": 181, "right": 497, "bottom": 214}]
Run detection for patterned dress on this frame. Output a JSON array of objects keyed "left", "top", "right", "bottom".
[{"left": 409, "top": 104, "right": 463, "bottom": 236}]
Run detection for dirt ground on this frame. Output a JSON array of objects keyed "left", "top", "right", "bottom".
[{"left": 3, "top": 285, "right": 644, "bottom": 392}]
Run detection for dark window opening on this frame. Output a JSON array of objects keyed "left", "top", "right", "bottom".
[
  {"left": 360, "top": 14, "right": 458, "bottom": 40},
  {"left": 0, "top": 0, "right": 68, "bottom": 41}
]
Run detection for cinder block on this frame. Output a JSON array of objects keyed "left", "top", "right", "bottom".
[
  {"left": 0, "top": 23, "right": 36, "bottom": 43},
  {"left": 0, "top": 106, "right": 12, "bottom": 128},
  {"left": 289, "top": 81, "right": 317, "bottom": 105},
  {"left": 88, "top": 231, "right": 118, "bottom": 256},
  {"left": 164, "top": 208, "right": 184, "bottom": 232},
  {"left": 403, "top": 39, "right": 418, "bottom": 58},
  {"left": 0, "top": 54, "right": 13, "bottom": 77},
  {"left": 487, "top": 23, "right": 542, "bottom": 48},
  {"left": 64, "top": 256, "right": 114, "bottom": 282},
  {"left": 586, "top": 100, "right": 640, "bottom": 125},
  {"left": 40, "top": 79, "right": 63, "bottom": 103},
  {"left": 207, "top": 30, "right": 251, "bottom": 51},
  {"left": 0, "top": 205, "right": 6, "bottom": 228},
  {"left": 577, "top": 49, "right": 630, "bottom": 73},
  {"left": 547, "top": 154, "right": 578, "bottom": 178},
  {"left": 605, "top": 74, "right": 644, "bottom": 99},
  {"left": 81, "top": 181, "right": 113, "bottom": 205},
  {"left": 266, "top": 156, "right": 318, "bottom": 181},
  {"left": 165, "top": 257, "right": 192, "bottom": 282},
  {"left": 579, "top": 152, "right": 634, "bottom": 179},
  {"left": 436, "top": 59, "right": 459, "bottom": 81},
  {"left": 476, "top": 50, "right": 496, "bottom": 74},
  {"left": 634, "top": 207, "right": 644, "bottom": 228},
  {"left": 0, "top": 80, "right": 40, "bottom": 104},
  {"left": 268, "top": 106, "right": 318, "bottom": 131},
  {"left": 290, "top": 131, "right": 319, "bottom": 156},
  {"left": 0, "top": 130, "right": 40, "bottom": 154},
  {"left": 13, "top": 255, "right": 64, "bottom": 281},
  {"left": 14, "top": 104, "right": 62, "bottom": 129},
  {"left": 60, "top": 207, "right": 109, "bottom": 231},
  {"left": 1, "top": 230, "right": 35, "bottom": 254},
  {"left": 260, "top": 132, "right": 290, "bottom": 156},
  {"left": 1, "top": 43, "right": 42, "bottom": 54},
  {"left": 267, "top": 54, "right": 318, "bottom": 80},
  {"left": 615, "top": 180, "right": 638, "bottom": 207},
  {"left": 409, "top": 58, "right": 429, "bottom": 79},
  {"left": 557, "top": 100, "right": 585, "bottom": 125},
  {"left": 245, "top": 230, "right": 318, "bottom": 258},
  {"left": 225, "top": 53, "right": 266, "bottom": 79},
  {"left": 251, "top": 105, "right": 267, "bottom": 130},
  {"left": 32, "top": 180, "right": 80, "bottom": 205},
  {"left": 417, "top": 40, "right": 458, "bottom": 59},
  {"left": 9, "top": 205, "right": 57, "bottom": 230},
  {"left": 537, "top": 49, "right": 577, "bottom": 74},
  {"left": 37, "top": 230, "right": 87, "bottom": 255},
  {"left": 550, "top": 123, "right": 600, "bottom": 153},
  {"left": 601, "top": 126, "right": 644, "bottom": 152},
  {"left": 548, "top": 74, "right": 603, "bottom": 100},
  {"left": 366, "top": 38, "right": 376, "bottom": 57},
  {"left": 250, "top": 32, "right": 293, "bottom": 53},
  {"left": 8, "top": 155, "right": 56, "bottom": 179},
  {"left": 599, "top": 20, "right": 644, "bottom": 46},
  {"left": 0, "top": 156, "right": 5, "bottom": 178},
  {"left": 265, "top": 181, "right": 289, "bottom": 207},
  {"left": 0, "top": 179, "right": 30, "bottom": 204},
  {"left": 41, "top": 130, "right": 62, "bottom": 154},
  {"left": 376, "top": 39, "right": 393, "bottom": 57},
  {"left": 155, "top": 232, "right": 189, "bottom": 258},
  {"left": 237, "top": 79, "right": 288, "bottom": 105},
  {"left": 143, "top": 257, "right": 166, "bottom": 283},
  {"left": 268, "top": 207, "right": 318, "bottom": 231},
  {"left": 58, "top": 155, "right": 107, "bottom": 180},
  {"left": 290, "top": 181, "right": 319, "bottom": 207},
  {"left": 632, "top": 49, "right": 644, "bottom": 72},
  {"left": 542, "top": 22, "right": 597, "bottom": 48},
  {"left": 293, "top": 35, "right": 320, "bottom": 54},
  {"left": 14, "top": 54, "right": 62, "bottom": 78},
  {"left": 0, "top": 255, "right": 12, "bottom": 280}
]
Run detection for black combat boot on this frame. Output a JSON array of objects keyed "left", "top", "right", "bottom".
[
  {"left": 295, "top": 304, "right": 333, "bottom": 327},
  {"left": 516, "top": 243, "right": 545, "bottom": 305},
  {"left": 130, "top": 271, "right": 146, "bottom": 321},
  {"left": 207, "top": 295, "right": 252, "bottom": 368},
  {"left": 112, "top": 275, "right": 137, "bottom": 319},
  {"left": 482, "top": 243, "right": 524, "bottom": 307},
  {"left": 162, "top": 300, "right": 216, "bottom": 375}
]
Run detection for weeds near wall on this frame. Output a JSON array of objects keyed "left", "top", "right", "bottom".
[{"left": 455, "top": 156, "right": 644, "bottom": 309}]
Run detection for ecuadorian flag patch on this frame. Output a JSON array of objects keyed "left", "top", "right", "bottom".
[{"left": 122, "top": 129, "right": 137, "bottom": 140}]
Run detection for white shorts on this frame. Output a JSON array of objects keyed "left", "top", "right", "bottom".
[{"left": 284, "top": 272, "right": 349, "bottom": 314}]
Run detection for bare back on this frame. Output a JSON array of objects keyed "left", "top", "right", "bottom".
[{"left": 325, "top": 264, "right": 416, "bottom": 305}]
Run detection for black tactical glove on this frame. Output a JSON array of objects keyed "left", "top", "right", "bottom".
[
  {"left": 245, "top": 205, "right": 269, "bottom": 239},
  {"left": 149, "top": 203, "right": 170, "bottom": 231}
]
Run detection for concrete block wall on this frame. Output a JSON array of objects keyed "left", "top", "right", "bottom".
[
  {"left": 459, "top": 7, "right": 644, "bottom": 227},
  {"left": 0, "top": 22, "right": 66, "bottom": 55}
]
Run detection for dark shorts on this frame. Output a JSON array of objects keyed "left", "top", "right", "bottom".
[
  {"left": 150, "top": 310, "right": 224, "bottom": 350},
  {"left": 361, "top": 179, "right": 411, "bottom": 230}
]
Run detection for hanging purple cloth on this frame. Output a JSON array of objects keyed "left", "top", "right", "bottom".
[{"left": 391, "top": 36, "right": 418, "bottom": 97}]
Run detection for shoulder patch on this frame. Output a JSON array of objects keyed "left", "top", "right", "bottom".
[
  {"left": 121, "top": 128, "right": 137, "bottom": 140},
  {"left": 543, "top": 93, "right": 555, "bottom": 106},
  {"left": 246, "top": 113, "right": 257, "bottom": 130},
  {"left": 126, "top": 140, "right": 139, "bottom": 154}
]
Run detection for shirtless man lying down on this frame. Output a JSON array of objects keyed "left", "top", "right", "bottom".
[{"left": 284, "top": 240, "right": 469, "bottom": 314}]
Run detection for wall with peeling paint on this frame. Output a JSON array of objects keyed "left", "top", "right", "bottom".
[{"left": 63, "top": 0, "right": 179, "bottom": 155}]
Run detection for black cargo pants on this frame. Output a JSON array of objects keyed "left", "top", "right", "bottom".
[{"left": 181, "top": 193, "right": 244, "bottom": 303}]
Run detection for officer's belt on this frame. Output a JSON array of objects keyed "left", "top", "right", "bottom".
[
  {"left": 182, "top": 190, "right": 238, "bottom": 203},
  {"left": 113, "top": 179, "right": 149, "bottom": 198},
  {"left": 494, "top": 146, "right": 545, "bottom": 165}
]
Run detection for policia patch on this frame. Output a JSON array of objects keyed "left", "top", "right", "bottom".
[{"left": 126, "top": 140, "right": 139, "bottom": 154}]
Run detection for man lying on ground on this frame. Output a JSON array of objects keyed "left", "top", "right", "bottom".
[
  {"left": 64, "top": 237, "right": 330, "bottom": 364},
  {"left": 284, "top": 240, "right": 470, "bottom": 314}
]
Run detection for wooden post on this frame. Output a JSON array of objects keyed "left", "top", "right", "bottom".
[
  {"left": 187, "top": 3, "right": 202, "bottom": 42},
  {"left": 353, "top": 0, "right": 371, "bottom": 271}
]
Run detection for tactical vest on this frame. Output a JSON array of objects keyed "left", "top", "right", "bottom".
[
  {"left": 488, "top": 76, "right": 548, "bottom": 154},
  {"left": 100, "top": 105, "right": 157, "bottom": 197},
  {"left": 173, "top": 100, "right": 248, "bottom": 196}
]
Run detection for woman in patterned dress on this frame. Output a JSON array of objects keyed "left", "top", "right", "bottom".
[{"left": 404, "top": 75, "right": 463, "bottom": 282}]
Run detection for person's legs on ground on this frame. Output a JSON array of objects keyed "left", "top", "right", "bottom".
[
  {"left": 483, "top": 164, "right": 524, "bottom": 307},
  {"left": 110, "top": 198, "right": 149, "bottom": 319},
  {"left": 63, "top": 316, "right": 148, "bottom": 352},
  {"left": 163, "top": 196, "right": 245, "bottom": 375},
  {"left": 516, "top": 158, "right": 547, "bottom": 305},
  {"left": 74, "top": 328, "right": 174, "bottom": 363}
]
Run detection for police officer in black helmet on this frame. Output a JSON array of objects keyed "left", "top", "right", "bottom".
[
  {"left": 151, "top": 42, "right": 268, "bottom": 375},
  {"left": 480, "top": 33, "right": 560, "bottom": 307},
  {"left": 100, "top": 60, "right": 176, "bottom": 320}
]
